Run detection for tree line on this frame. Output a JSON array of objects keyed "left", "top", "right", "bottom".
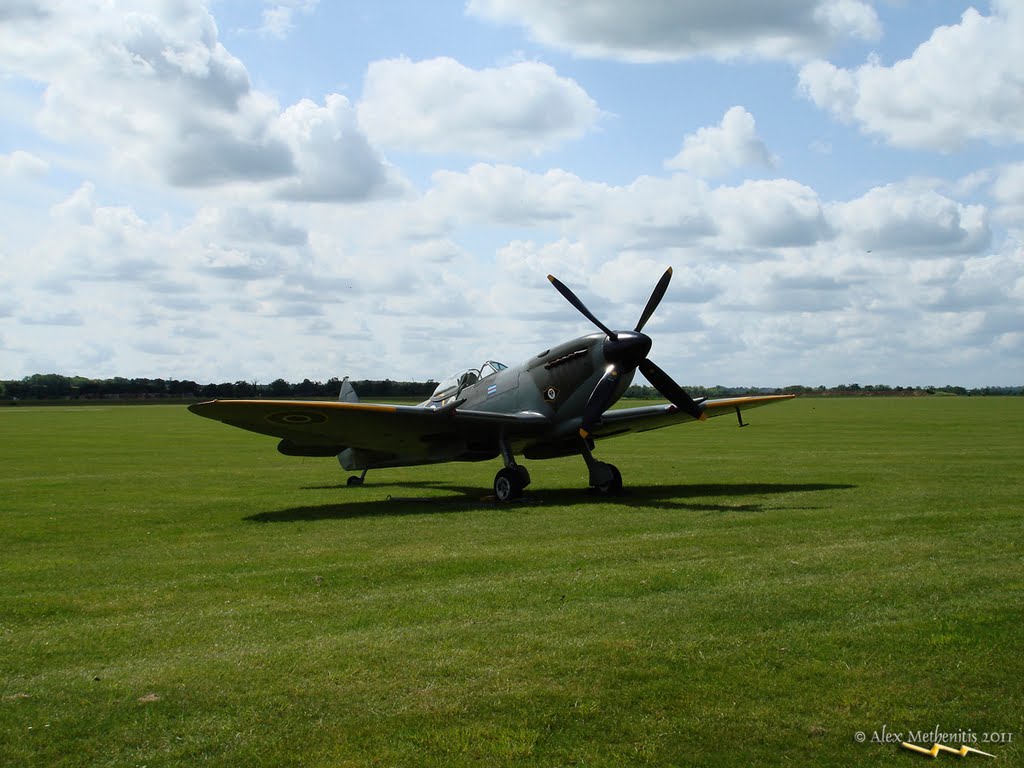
[
  {"left": 1, "top": 374, "right": 1020, "bottom": 402},
  {"left": 0, "top": 374, "right": 437, "bottom": 401}
]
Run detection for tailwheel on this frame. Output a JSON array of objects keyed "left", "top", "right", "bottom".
[
  {"left": 494, "top": 467, "right": 525, "bottom": 502},
  {"left": 347, "top": 470, "right": 367, "bottom": 487}
]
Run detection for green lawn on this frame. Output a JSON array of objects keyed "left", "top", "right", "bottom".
[{"left": 1, "top": 398, "right": 1022, "bottom": 766}]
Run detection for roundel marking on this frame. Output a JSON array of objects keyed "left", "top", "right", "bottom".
[
  {"left": 267, "top": 411, "right": 327, "bottom": 425},
  {"left": 544, "top": 387, "right": 559, "bottom": 402}
]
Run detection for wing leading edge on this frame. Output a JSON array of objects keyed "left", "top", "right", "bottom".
[
  {"left": 591, "top": 394, "right": 795, "bottom": 439},
  {"left": 188, "top": 399, "right": 550, "bottom": 464}
]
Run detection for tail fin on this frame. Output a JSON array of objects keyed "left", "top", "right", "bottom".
[{"left": 339, "top": 376, "right": 359, "bottom": 403}]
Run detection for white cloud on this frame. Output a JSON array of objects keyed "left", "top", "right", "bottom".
[
  {"left": 830, "top": 184, "right": 990, "bottom": 254},
  {"left": 2, "top": 161, "right": 1021, "bottom": 386},
  {"left": 0, "top": 149, "right": 48, "bottom": 178},
  {"left": 256, "top": 1, "right": 319, "bottom": 40},
  {"left": 426, "top": 163, "right": 605, "bottom": 227},
  {"left": 467, "top": 0, "right": 880, "bottom": 62},
  {"left": 274, "top": 95, "right": 407, "bottom": 201},
  {"left": 357, "top": 57, "right": 601, "bottom": 156},
  {"left": 991, "top": 162, "right": 1024, "bottom": 228},
  {"left": 799, "top": 3, "right": 1024, "bottom": 151},
  {"left": 428, "top": 165, "right": 833, "bottom": 252},
  {"left": 602, "top": 175, "right": 717, "bottom": 249},
  {"left": 193, "top": 206, "right": 307, "bottom": 247},
  {"left": 666, "top": 106, "right": 777, "bottom": 178},
  {"left": 0, "top": 0, "right": 395, "bottom": 199},
  {"left": 22, "top": 310, "right": 84, "bottom": 326},
  {"left": 711, "top": 179, "right": 831, "bottom": 248}
]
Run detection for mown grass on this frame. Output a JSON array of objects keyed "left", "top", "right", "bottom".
[{"left": 1, "top": 398, "right": 1022, "bottom": 766}]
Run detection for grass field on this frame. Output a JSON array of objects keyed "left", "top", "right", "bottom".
[{"left": 2, "top": 397, "right": 1022, "bottom": 766}]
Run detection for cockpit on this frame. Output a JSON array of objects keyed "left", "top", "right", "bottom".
[{"left": 430, "top": 360, "right": 508, "bottom": 403}]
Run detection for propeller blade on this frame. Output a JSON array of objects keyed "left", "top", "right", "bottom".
[
  {"left": 547, "top": 275, "right": 617, "bottom": 340},
  {"left": 634, "top": 266, "right": 673, "bottom": 332},
  {"left": 638, "top": 358, "right": 706, "bottom": 421},
  {"left": 579, "top": 365, "right": 621, "bottom": 438}
]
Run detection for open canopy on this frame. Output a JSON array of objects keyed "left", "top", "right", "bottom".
[{"left": 430, "top": 360, "right": 508, "bottom": 402}]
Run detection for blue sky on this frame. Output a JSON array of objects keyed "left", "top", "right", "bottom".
[{"left": 1, "top": 1, "right": 1021, "bottom": 387}]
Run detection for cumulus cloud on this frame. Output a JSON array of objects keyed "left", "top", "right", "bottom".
[
  {"left": 666, "top": 106, "right": 777, "bottom": 178},
  {"left": 194, "top": 206, "right": 308, "bottom": 247},
  {"left": 711, "top": 179, "right": 831, "bottom": 248},
  {"left": 275, "top": 95, "right": 406, "bottom": 201},
  {"left": 3, "top": 158, "right": 1021, "bottom": 385},
  {"left": 23, "top": 184, "right": 172, "bottom": 296},
  {"left": 0, "top": 1, "right": 286, "bottom": 181},
  {"left": 598, "top": 175, "right": 716, "bottom": 249},
  {"left": 799, "top": 3, "right": 1024, "bottom": 151},
  {"left": 467, "top": 0, "right": 880, "bottom": 62},
  {"left": 0, "top": 149, "right": 48, "bottom": 178},
  {"left": 426, "top": 164, "right": 605, "bottom": 226},
  {"left": 991, "top": 162, "right": 1024, "bottom": 227},
  {"left": 917, "top": 254, "right": 1022, "bottom": 312},
  {"left": 0, "top": 1, "right": 49, "bottom": 22},
  {"left": 357, "top": 57, "right": 601, "bottom": 156},
  {"left": 256, "top": 1, "right": 319, "bottom": 40},
  {"left": 0, "top": 0, "right": 397, "bottom": 200},
  {"left": 830, "top": 184, "right": 990, "bottom": 255}
]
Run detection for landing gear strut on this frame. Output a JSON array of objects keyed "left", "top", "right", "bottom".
[
  {"left": 579, "top": 438, "right": 622, "bottom": 495},
  {"left": 493, "top": 435, "right": 531, "bottom": 502},
  {"left": 347, "top": 469, "right": 368, "bottom": 487}
]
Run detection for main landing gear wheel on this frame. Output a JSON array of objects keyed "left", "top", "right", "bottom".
[
  {"left": 579, "top": 436, "right": 623, "bottom": 496},
  {"left": 494, "top": 467, "right": 526, "bottom": 502},
  {"left": 591, "top": 462, "right": 622, "bottom": 496}
]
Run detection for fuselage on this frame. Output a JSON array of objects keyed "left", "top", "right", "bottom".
[
  {"left": 338, "top": 332, "right": 633, "bottom": 471},
  {"left": 432, "top": 332, "right": 634, "bottom": 433}
]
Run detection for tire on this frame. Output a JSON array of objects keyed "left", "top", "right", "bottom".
[
  {"left": 347, "top": 475, "right": 364, "bottom": 487},
  {"left": 494, "top": 467, "right": 523, "bottom": 502},
  {"left": 597, "top": 463, "right": 622, "bottom": 496}
]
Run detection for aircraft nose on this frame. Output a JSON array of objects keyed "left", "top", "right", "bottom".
[{"left": 603, "top": 331, "right": 652, "bottom": 369}]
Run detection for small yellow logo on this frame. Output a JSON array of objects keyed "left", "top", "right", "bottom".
[{"left": 901, "top": 742, "right": 995, "bottom": 758}]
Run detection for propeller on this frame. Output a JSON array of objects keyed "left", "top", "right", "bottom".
[{"left": 546, "top": 267, "right": 706, "bottom": 438}]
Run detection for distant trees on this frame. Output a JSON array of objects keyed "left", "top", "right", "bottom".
[{"left": 0, "top": 374, "right": 439, "bottom": 401}]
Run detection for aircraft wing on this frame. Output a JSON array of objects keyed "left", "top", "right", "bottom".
[
  {"left": 592, "top": 394, "right": 796, "bottom": 439},
  {"left": 188, "top": 399, "right": 550, "bottom": 458}
]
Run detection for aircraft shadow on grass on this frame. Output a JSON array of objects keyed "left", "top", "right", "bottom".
[{"left": 245, "top": 482, "right": 855, "bottom": 523}]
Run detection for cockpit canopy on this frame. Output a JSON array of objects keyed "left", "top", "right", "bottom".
[{"left": 430, "top": 360, "right": 507, "bottom": 402}]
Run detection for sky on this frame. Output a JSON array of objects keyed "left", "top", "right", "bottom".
[{"left": 1, "top": 1, "right": 1021, "bottom": 388}]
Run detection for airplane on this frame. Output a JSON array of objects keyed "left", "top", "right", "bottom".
[{"left": 189, "top": 267, "right": 794, "bottom": 501}]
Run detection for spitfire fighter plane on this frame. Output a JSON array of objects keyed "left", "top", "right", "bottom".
[{"left": 189, "top": 268, "right": 794, "bottom": 501}]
